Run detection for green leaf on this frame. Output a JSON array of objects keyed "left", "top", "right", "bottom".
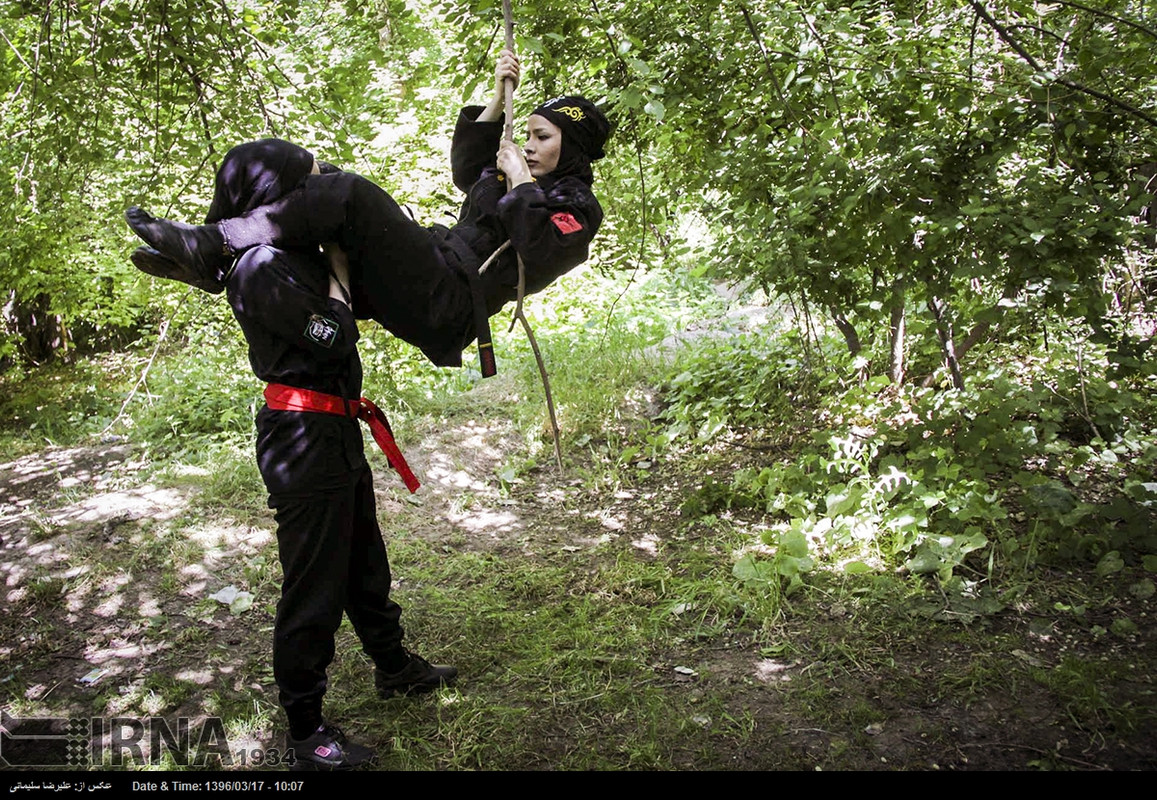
[
  {"left": 733, "top": 554, "right": 772, "bottom": 584},
  {"left": 1110, "top": 617, "right": 1138, "bottom": 636},
  {"left": 906, "top": 546, "right": 943, "bottom": 575},
  {"left": 644, "top": 98, "right": 666, "bottom": 122},
  {"left": 1095, "top": 550, "right": 1124, "bottom": 577},
  {"left": 1128, "top": 579, "right": 1155, "bottom": 600},
  {"left": 780, "top": 530, "right": 809, "bottom": 559}
]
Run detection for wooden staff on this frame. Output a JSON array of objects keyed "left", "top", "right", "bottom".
[{"left": 500, "top": 0, "right": 564, "bottom": 470}]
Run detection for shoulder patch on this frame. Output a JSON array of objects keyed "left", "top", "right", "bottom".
[
  {"left": 304, "top": 314, "right": 340, "bottom": 348},
  {"left": 550, "top": 212, "right": 584, "bottom": 235}
]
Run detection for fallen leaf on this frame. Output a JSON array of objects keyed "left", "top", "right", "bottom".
[
  {"left": 209, "top": 585, "right": 242, "bottom": 604},
  {"left": 209, "top": 585, "right": 254, "bottom": 615}
]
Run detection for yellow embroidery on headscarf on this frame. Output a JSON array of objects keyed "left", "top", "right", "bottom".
[{"left": 554, "top": 106, "right": 586, "bottom": 121}]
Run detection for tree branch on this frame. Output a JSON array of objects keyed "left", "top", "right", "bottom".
[
  {"left": 967, "top": 0, "right": 1157, "bottom": 128},
  {"left": 1052, "top": 0, "right": 1157, "bottom": 41},
  {"left": 801, "top": 12, "right": 849, "bottom": 142},
  {"left": 925, "top": 295, "right": 965, "bottom": 389},
  {"left": 888, "top": 277, "right": 906, "bottom": 385},
  {"left": 736, "top": 1, "right": 807, "bottom": 132}
]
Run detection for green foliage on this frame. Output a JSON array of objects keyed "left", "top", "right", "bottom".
[
  {"left": 4, "top": 0, "right": 1152, "bottom": 398},
  {"left": 662, "top": 326, "right": 1157, "bottom": 592},
  {"left": 480, "top": 265, "right": 722, "bottom": 449},
  {"left": 0, "top": 353, "right": 134, "bottom": 449},
  {"left": 2, "top": 0, "right": 1153, "bottom": 651},
  {"left": 436, "top": 0, "right": 1156, "bottom": 386},
  {"left": 0, "top": 0, "right": 456, "bottom": 364},
  {"left": 733, "top": 529, "right": 813, "bottom": 598},
  {"left": 119, "top": 298, "right": 259, "bottom": 451},
  {"left": 661, "top": 329, "right": 823, "bottom": 441}
]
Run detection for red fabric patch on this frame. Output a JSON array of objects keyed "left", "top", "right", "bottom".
[{"left": 551, "top": 212, "right": 583, "bottom": 235}]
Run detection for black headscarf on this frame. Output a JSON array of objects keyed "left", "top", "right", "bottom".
[
  {"left": 205, "top": 139, "right": 316, "bottom": 223},
  {"left": 530, "top": 96, "right": 611, "bottom": 187}
]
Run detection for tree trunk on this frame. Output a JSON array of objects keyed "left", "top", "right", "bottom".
[
  {"left": 3, "top": 291, "right": 69, "bottom": 365},
  {"left": 830, "top": 310, "right": 862, "bottom": 357},
  {"left": 888, "top": 278, "right": 906, "bottom": 384},
  {"left": 830, "top": 309, "right": 867, "bottom": 384},
  {"left": 925, "top": 295, "right": 964, "bottom": 389}
]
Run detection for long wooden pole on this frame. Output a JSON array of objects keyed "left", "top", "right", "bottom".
[
  {"left": 500, "top": 0, "right": 564, "bottom": 470},
  {"left": 502, "top": 0, "right": 515, "bottom": 142}
]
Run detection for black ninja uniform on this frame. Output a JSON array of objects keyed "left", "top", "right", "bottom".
[
  {"left": 127, "top": 103, "right": 606, "bottom": 371},
  {"left": 225, "top": 243, "right": 407, "bottom": 735},
  {"left": 125, "top": 99, "right": 610, "bottom": 752},
  {"left": 420, "top": 105, "right": 605, "bottom": 364},
  {"left": 190, "top": 139, "right": 441, "bottom": 756}
]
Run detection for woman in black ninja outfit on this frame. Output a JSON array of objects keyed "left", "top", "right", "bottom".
[
  {"left": 163, "top": 133, "right": 461, "bottom": 770},
  {"left": 128, "top": 51, "right": 611, "bottom": 369}
]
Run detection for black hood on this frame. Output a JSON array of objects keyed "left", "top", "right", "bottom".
[{"left": 205, "top": 139, "right": 315, "bottom": 223}]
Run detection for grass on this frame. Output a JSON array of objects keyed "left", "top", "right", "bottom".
[
  {"left": 303, "top": 538, "right": 769, "bottom": 769},
  {"left": 2, "top": 270, "right": 1155, "bottom": 770},
  {"left": 4, "top": 454, "right": 1154, "bottom": 770}
]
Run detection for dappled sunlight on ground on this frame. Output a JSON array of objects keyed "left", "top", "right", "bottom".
[
  {"left": 754, "top": 658, "right": 797, "bottom": 684},
  {"left": 187, "top": 523, "right": 273, "bottom": 562},
  {"left": 174, "top": 668, "right": 216, "bottom": 685},
  {"left": 84, "top": 637, "right": 169, "bottom": 666},
  {"left": 0, "top": 442, "right": 275, "bottom": 729},
  {"left": 446, "top": 506, "right": 520, "bottom": 535},
  {"left": 1, "top": 392, "right": 1154, "bottom": 770},
  {"left": 92, "top": 572, "right": 132, "bottom": 618},
  {"left": 58, "top": 485, "right": 187, "bottom": 525},
  {"left": 0, "top": 410, "right": 614, "bottom": 745},
  {"left": 178, "top": 562, "right": 212, "bottom": 597},
  {"left": 630, "top": 532, "right": 660, "bottom": 555},
  {"left": 424, "top": 456, "right": 492, "bottom": 492}
]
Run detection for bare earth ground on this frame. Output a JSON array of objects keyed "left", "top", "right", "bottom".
[{"left": 1, "top": 383, "right": 1155, "bottom": 771}]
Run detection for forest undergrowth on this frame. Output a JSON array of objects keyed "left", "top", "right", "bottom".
[{"left": 1, "top": 267, "right": 1154, "bottom": 771}]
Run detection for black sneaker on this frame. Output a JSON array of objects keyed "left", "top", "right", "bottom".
[
  {"left": 286, "top": 723, "right": 375, "bottom": 771},
  {"left": 130, "top": 245, "right": 226, "bottom": 295},
  {"left": 125, "top": 206, "right": 231, "bottom": 286},
  {"left": 375, "top": 651, "right": 458, "bottom": 698}
]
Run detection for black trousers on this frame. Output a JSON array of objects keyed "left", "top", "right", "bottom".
[
  {"left": 270, "top": 466, "right": 404, "bottom": 729},
  {"left": 219, "top": 172, "right": 514, "bottom": 366}
]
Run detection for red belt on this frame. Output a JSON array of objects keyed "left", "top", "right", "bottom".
[{"left": 263, "top": 383, "right": 420, "bottom": 494}]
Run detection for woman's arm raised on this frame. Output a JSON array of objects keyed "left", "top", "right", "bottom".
[{"left": 477, "top": 49, "right": 520, "bottom": 123}]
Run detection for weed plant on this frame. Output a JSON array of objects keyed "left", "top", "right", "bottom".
[
  {"left": 656, "top": 322, "right": 1157, "bottom": 610},
  {"left": 0, "top": 353, "right": 135, "bottom": 452}
]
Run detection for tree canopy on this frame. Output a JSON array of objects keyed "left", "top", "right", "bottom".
[{"left": 1, "top": 0, "right": 1154, "bottom": 382}]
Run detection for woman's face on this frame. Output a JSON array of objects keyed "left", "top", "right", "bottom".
[{"left": 524, "top": 115, "right": 562, "bottom": 177}]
